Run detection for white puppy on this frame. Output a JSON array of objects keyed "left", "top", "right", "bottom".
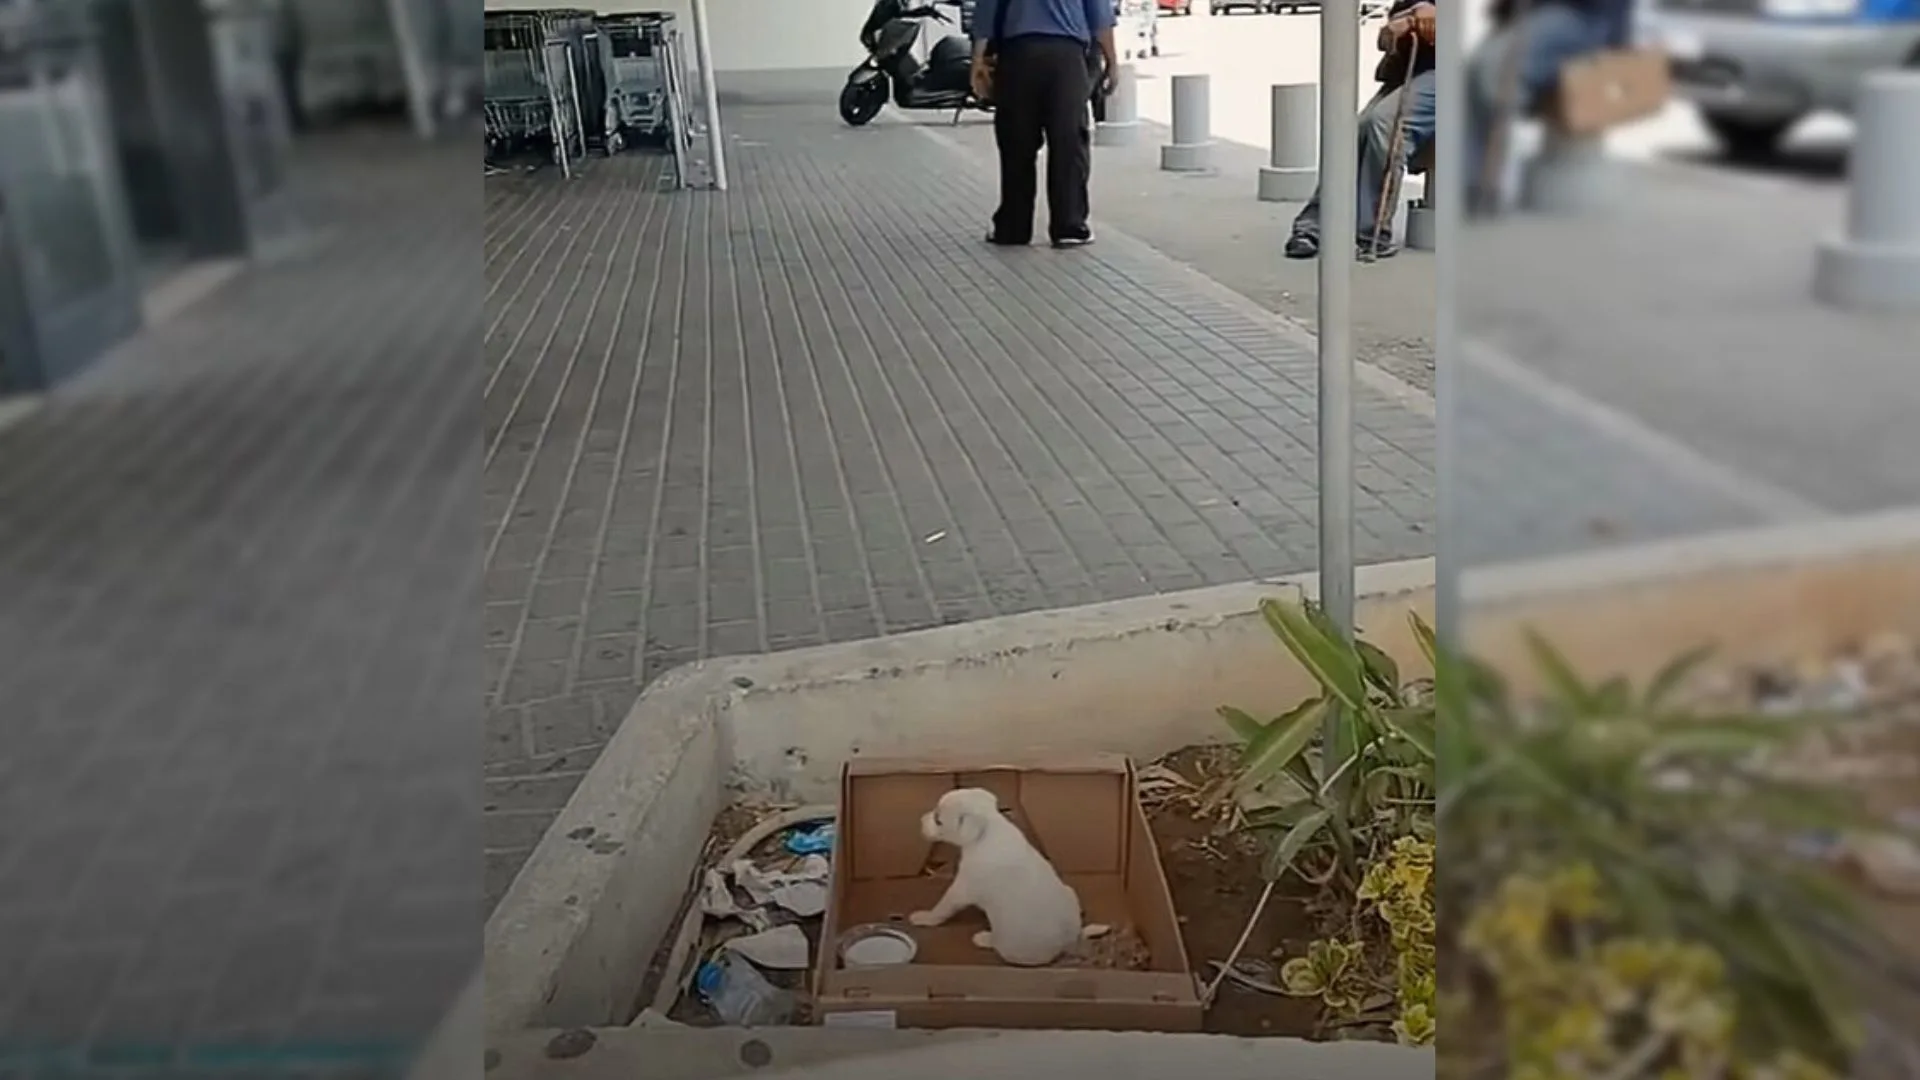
[{"left": 908, "top": 787, "right": 1084, "bottom": 966}]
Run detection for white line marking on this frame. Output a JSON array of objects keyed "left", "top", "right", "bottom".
[{"left": 1462, "top": 336, "right": 1830, "bottom": 523}]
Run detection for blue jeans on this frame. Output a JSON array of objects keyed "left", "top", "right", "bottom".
[
  {"left": 1290, "top": 69, "right": 1436, "bottom": 246},
  {"left": 1465, "top": 2, "right": 1616, "bottom": 202}
]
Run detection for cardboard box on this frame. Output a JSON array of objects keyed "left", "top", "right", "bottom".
[
  {"left": 813, "top": 754, "right": 1204, "bottom": 1032},
  {"left": 1550, "top": 47, "right": 1671, "bottom": 137}
]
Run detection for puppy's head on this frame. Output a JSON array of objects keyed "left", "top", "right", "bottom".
[{"left": 920, "top": 787, "right": 1001, "bottom": 850}]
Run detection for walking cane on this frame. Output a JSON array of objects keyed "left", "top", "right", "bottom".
[{"left": 1366, "top": 35, "right": 1420, "bottom": 261}]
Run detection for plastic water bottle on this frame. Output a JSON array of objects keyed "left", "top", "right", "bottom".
[{"left": 696, "top": 950, "right": 796, "bottom": 1027}]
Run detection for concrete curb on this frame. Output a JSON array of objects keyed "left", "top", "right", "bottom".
[
  {"left": 481, "top": 509, "right": 1920, "bottom": 1059},
  {"left": 1464, "top": 507, "right": 1920, "bottom": 696},
  {"left": 485, "top": 558, "right": 1436, "bottom": 1036},
  {"left": 406, "top": 971, "right": 482, "bottom": 1080},
  {"left": 488, "top": 1024, "right": 1434, "bottom": 1079}
]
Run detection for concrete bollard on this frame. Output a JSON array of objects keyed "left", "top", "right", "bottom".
[
  {"left": 1159, "top": 73, "right": 1213, "bottom": 172},
  {"left": 1813, "top": 70, "right": 1920, "bottom": 311},
  {"left": 1405, "top": 178, "right": 1436, "bottom": 251},
  {"left": 1257, "top": 83, "right": 1317, "bottom": 201},
  {"left": 1094, "top": 64, "right": 1141, "bottom": 147},
  {"left": 1518, "top": 129, "right": 1620, "bottom": 215}
]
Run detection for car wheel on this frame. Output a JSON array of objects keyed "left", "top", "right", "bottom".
[{"left": 1700, "top": 112, "right": 1795, "bottom": 162}]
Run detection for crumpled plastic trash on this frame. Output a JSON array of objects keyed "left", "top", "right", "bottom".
[
  {"left": 724, "top": 923, "right": 811, "bottom": 970},
  {"left": 733, "top": 854, "right": 831, "bottom": 918},
  {"left": 783, "top": 822, "right": 835, "bottom": 855}
]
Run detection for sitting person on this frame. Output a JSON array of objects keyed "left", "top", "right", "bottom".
[
  {"left": 1284, "top": 0, "right": 1435, "bottom": 260},
  {"left": 1464, "top": 0, "right": 1631, "bottom": 212}
]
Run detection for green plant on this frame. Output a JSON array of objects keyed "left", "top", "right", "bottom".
[
  {"left": 1218, "top": 598, "right": 1436, "bottom": 887},
  {"left": 1358, "top": 836, "right": 1437, "bottom": 1046},
  {"left": 1278, "top": 937, "right": 1370, "bottom": 1018},
  {"left": 1462, "top": 861, "right": 1840, "bottom": 1080},
  {"left": 1437, "top": 631, "right": 1907, "bottom": 1074},
  {"left": 1212, "top": 599, "right": 1439, "bottom": 1040}
]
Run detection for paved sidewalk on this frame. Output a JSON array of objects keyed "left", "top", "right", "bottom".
[
  {"left": 481, "top": 92, "right": 1437, "bottom": 908},
  {"left": 0, "top": 130, "right": 475, "bottom": 1073},
  {"left": 1462, "top": 162, "right": 1920, "bottom": 519},
  {"left": 911, "top": 83, "right": 1792, "bottom": 569},
  {"left": 938, "top": 110, "right": 1440, "bottom": 395}
]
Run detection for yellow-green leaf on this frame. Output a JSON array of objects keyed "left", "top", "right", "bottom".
[
  {"left": 1355, "top": 639, "right": 1401, "bottom": 701},
  {"left": 1525, "top": 629, "right": 1596, "bottom": 713},
  {"left": 1261, "top": 807, "right": 1332, "bottom": 881},
  {"left": 1408, "top": 612, "right": 1439, "bottom": 669},
  {"left": 1279, "top": 956, "right": 1324, "bottom": 995},
  {"left": 1261, "top": 599, "right": 1368, "bottom": 713},
  {"left": 1380, "top": 708, "right": 1436, "bottom": 761},
  {"left": 1645, "top": 643, "right": 1716, "bottom": 710},
  {"left": 1236, "top": 697, "right": 1324, "bottom": 792},
  {"left": 1216, "top": 705, "right": 1266, "bottom": 744}
]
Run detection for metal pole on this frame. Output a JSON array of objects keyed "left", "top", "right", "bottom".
[
  {"left": 1434, "top": 0, "right": 1460, "bottom": 648},
  {"left": 687, "top": 0, "right": 728, "bottom": 190},
  {"left": 1317, "top": 0, "right": 1359, "bottom": 637}
]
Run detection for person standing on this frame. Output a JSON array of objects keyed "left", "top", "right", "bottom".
[
  {"left": 970, "top": 0, "right": 1118, "bottom": 248},
  {"left": 1283, "top": 0, "right": 1436, "bottom": 260}
]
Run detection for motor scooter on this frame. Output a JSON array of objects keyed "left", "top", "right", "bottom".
[{"left": 839, "top": 0, "right": 986, "bottom": 126}]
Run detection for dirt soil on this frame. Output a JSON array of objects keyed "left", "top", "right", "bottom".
[{"left": 1145, "top": 745, "right": 1325, "bottom": 1038}]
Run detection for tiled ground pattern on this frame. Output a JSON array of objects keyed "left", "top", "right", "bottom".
[
  {"left": 0, "top": 130, "right": 478, "bottom": 1077},
  {"left": 481, "top": 100, "right": 1437, "bottom": 907}
]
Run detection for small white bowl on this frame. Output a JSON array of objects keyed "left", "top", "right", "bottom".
[{"left": 837, "top": 925, "right": 919, "bottom": 968}]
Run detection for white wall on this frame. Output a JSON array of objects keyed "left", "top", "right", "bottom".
[{"left": 482, "top": 0, "right": 876, "bottom": 73}]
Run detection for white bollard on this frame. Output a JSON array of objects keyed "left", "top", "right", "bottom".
[
  {"left": 1257, "top": 83, "right": 1317, "bottom": 201},
  {"left": 1159, "top": 73, "right": 1213, "bottom": 172},
  {"left": 1518, "top": 128, "right": 1619, "bottom": 215},
  {"left": 1405, "top": 177, "right": 1436, "bottom": 251},
  {"left": 1814, "top": 71, "right": 1920, "bottom": 311},
  {"left": 1094, "top": 64, "right": 1141, "bottom": 147}
]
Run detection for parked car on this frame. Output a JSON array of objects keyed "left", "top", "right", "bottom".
[
  {"left": 1213, "top": 0, "right": 1273, "bottom": 12},
  {"left": 1640, "top": 0, "right": 1920, "bottom": 159},
  {"left": 1157, "top": 0, "right": 1192, "bottom": 14}
]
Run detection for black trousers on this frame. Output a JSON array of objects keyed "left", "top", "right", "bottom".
[{"left": 990, "top": 35, "right": 1094, "bottom": 243}]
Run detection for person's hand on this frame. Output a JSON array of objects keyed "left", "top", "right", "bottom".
[
  {"left": 1098, "top": 61, "right": 1117, "bottom": 98},
  {"left": 1385, "top": 13, "right": 1412, "bottom": 39},
  {"left": 970, "top": 57, "right": 994, "bottom": 100},
  {"left": 1409, "top": 1, "right": 1436, "bottom": 42}
]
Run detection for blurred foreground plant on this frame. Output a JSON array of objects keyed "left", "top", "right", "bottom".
[{"left": 1436, "top": 631, "right": 1901, "bottom": 1076}]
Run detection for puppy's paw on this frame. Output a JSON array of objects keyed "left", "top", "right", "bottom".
[
  {"left": 908, "top": 909, "right": 943, "bottom": 927},
  {"left": 971, "top": 930, "right": 994, "bottom": 949},
  {"left": 1082, "top": 923, "right": 1112, "bottom": 939}
]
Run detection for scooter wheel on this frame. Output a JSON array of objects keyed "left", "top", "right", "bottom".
[{"left": 839, "top": 81, "right": 887, "bottom": 126}]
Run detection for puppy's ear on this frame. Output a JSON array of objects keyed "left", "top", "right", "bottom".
[{"left": 953, "top": 806, "right": 990, "bottom": 847}]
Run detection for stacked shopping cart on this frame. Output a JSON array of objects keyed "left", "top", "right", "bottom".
[{"left": 483, "top": 7, "right": 700, "bottom": 187}]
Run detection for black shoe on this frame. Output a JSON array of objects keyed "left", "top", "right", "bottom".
[
  {"left": 1284, "top": 233, "right": 1318, "bottom": 259},
  {"left": 985, "top": 231, "right": 1030, "bottom": 246},
  {"left": 1357, "top": 236, "right": 1400, "bottom": 261},
  {"left": 1050, "top": 229, "right": 1094, "bottom": 249}
]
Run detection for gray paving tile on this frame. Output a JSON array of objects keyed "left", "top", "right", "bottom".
[
  {"left": 0, "top": 129, "right": 474, "bottom": 1076},
  {"left": 481, "top": 100, "right": 1438, "bottom": 909}
]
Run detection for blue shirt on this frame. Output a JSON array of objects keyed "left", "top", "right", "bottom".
[{"left": 972, "top": 0, "right": 1115, "bottom": 45}]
